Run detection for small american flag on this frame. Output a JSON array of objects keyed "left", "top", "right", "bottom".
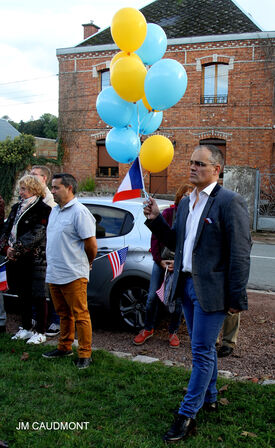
[
  {"left": 0, "top": 265, "right": 8, "bottom": 291},
  {"left": 108, "top": 247, "right": 128, "bottom": 280},
  {"left": 156, "top": 281, "right": 165, "bottom": 302},
  {"left": 156, "top": 266, "right": 168, "bottom": 302}
]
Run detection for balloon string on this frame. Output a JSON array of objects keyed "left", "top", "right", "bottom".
[
  {"left": 136, "top": 101, "right": 140, "bottom": 135},
  {"left": 142, "top": 172, "right": 150, "bottom": 201},
  {"left": 143, "top": 187, "right": 149, "bottom": 200},
  {"left": 145, "top": 111, "right": 154, "bottom": 129}
]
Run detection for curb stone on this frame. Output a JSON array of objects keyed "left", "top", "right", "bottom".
[
  {"left": 41, "top": 340, "right": 274, "bottom": 383},
  {"left": 98, "top": 349, "right": 274, "bottom": 383},
  {"left": 261, "top": 379, "right": 275, "bottom": 385},
  {"left": 218, "top": 370, "right": 237, "bottom": 379},
  {"left": 132, "top": 355, "right": 160, "bottom": 364}
]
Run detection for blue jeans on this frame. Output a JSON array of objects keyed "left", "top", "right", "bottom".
[
  {"left": 144, "top": 262, "right": 182, "bottom": 334},
  {"left": 179, "top": 277, "right": 225, "bottom": 419}
]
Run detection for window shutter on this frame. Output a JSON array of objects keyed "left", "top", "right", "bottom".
[{"left": 98, "top": 146, "right": 118, "bottom": 167}]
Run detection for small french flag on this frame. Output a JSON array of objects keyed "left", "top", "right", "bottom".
[
  {"left": 0, "top": 265, "right": 8, "bottom": 292},
  {"left": 113, "top": 157, "right": 144, "bottom": 202}
]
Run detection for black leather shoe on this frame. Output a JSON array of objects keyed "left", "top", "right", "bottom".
[
  {"left": 42, "top": 349, "right": 73, "bottom": 358},
  {"left": 163, "top": 415, "right": 196, "bottom": 442},
  {"left": 217, "top": 346, "right": 233, "bottom": 358},
  {"left": 202, "top": 401, "right": 218, "bottom": 412},
  {"left": 74, "top": 357, "right": 92, "bottom": 369}
]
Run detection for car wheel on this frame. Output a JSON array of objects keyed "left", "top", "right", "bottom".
[{"left": 115, "top": 281, "right": 148, "bottom": 330}]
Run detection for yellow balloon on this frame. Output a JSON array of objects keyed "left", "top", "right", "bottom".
[
  {"left": 140, "top": 135, "right": 174, "bottom": 173},
  {"left": 111, "top": 54, "right": 147, "bottom": 102},
  {"left": 111, "top": 7, "right": 147, "bottom": 52},
  {"left": 142, "top": 94, "right": 153, "bottom": 111},
  {"left": 142, "top": 94, "right": 159, "bottom": 112},
  {"left": 110, "top": 51, "right": 142, "bottom": 72}
]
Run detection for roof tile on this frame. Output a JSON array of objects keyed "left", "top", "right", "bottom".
[{"left": 77, "top": 0, "right": 260, "bottom": 47}]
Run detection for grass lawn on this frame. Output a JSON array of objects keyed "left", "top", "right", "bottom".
[{"left": 0, "top": 335, "right": 274, "bottom": 448}]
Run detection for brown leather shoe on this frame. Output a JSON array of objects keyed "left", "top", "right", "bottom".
[{"left": 163, "top": 414, "right": 196, "bottom": 442}]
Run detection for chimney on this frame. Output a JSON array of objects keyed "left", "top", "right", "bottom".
[{"left": 82, "top": 20, "right": 100, "bottom": 39}]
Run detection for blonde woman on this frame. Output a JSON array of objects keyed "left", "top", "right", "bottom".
[{"left": 0, "top": 175, "right": 51, "bottom": 343}]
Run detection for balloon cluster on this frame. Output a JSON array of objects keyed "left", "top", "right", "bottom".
[{"left": 96, "top": 7, "right": 188, "bottom": 173}]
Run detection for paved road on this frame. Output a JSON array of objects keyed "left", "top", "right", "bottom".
[{"left": 248, "top": 242, "right": 275, "bottom": 291}]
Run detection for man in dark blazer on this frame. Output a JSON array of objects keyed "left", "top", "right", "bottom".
[{"left": 144, "top": 145, "right": 251, "bottom": 442}]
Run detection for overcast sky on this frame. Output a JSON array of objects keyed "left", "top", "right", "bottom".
[{"left": 0, "top": 0, "right": 274, "bottom": 123}]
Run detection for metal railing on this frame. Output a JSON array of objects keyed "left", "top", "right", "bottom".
[
  {"left": 200, "top": 95, "right": 228, "bottom": 104},
  {"left": 259, "top": 173, "right": 275, "bottom": 217}
]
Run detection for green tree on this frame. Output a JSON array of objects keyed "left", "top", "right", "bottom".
[
  {"left": 8, "top": 120, "right": 20, "bottom": 130},
  {"left": 40, "top": 113, "right": 58, "bottom": 139},
  {"left": 0, "top": 134, "right": 35, "bottom": 203},
  {"left": 18, "top": 119, "right": 44, "bottom": 137},
  {"left": 10, "top": 114, "right": 58, "bottom": 139},
  {"left": 0, "top": 134, "right": 34, "bottom": 165}
]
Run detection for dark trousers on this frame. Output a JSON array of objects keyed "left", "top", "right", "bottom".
[{"left": 7, "top": 259, "right": 47, "bottom": 333}]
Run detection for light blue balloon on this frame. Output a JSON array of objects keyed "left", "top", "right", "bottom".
[
  {"left": 128, "top": 100, "right": 163, "bottom": 135},
  {"left": 128, "top": 100, "right": 148, "bottom": 134},
  {"left": 106, "top": 127, "right": 141, "bottom": 163},
  {"left": 140, "top": 110, "right": 163, "bottom": 135},
  {"left": 135, "top": 23, "right": 167, "bottom": 66},
  {"left": 144, "top": 59, "right": 188, "bottom": 111},
  {"left": 96, "top": 86, "right": 135, "bottom": 128}
]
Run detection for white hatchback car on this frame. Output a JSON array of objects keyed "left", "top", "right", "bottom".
[{"left": 79, "top": 196, "right": 173, "bottom": 329}]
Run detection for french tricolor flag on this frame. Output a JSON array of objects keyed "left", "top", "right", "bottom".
[
  {"left": 0, "top": 265, "right": 8, "bottom": 292},
  {"left": 113, "top": 157, "right": 144, "bottom": 202}
]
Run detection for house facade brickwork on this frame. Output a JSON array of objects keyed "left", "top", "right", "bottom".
[
  {"left": 34, "top": 137, "right": 58, "bottom": 159},
  {"left": 57, "top": 1, "right": 275, "bottom": 195}
]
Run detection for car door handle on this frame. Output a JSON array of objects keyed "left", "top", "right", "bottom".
[{"left": 96, "top": 248, "right": 112, "bottom": 255}]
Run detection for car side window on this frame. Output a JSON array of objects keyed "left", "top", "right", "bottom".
[{"left": 83, "top": 204, "right": 134, "bottom": 238}]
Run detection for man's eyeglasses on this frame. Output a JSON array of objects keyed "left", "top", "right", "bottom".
[{"left": 189, "top": 160, "right": 216, "bottom": 168}]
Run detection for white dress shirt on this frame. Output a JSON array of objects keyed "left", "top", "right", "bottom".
[{"left": 182, "top": 182, "right": 217, "bottom": 273}]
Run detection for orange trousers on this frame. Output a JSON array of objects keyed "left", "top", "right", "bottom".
[{"left": 49, "top": 278, "right": 92, "bottom": 358}]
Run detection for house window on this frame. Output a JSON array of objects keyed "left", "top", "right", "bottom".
[
  {"left": 97, "top": 142, "right": 118, "bottom": 178},
  {"left": 101, "top": 70, "right": 110, "bottom": 90},
  {"left": 201, "top": 64, "right": 228, "bottom": 104}
]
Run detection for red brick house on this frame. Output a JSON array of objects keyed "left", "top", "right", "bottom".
[{"left": 57, "top": 0, "right": 275, "bottom": 195}]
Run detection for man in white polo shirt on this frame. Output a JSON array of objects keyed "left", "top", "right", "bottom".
[{"left": 42, "top": 173, "right": 97, "bottom": 369}]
